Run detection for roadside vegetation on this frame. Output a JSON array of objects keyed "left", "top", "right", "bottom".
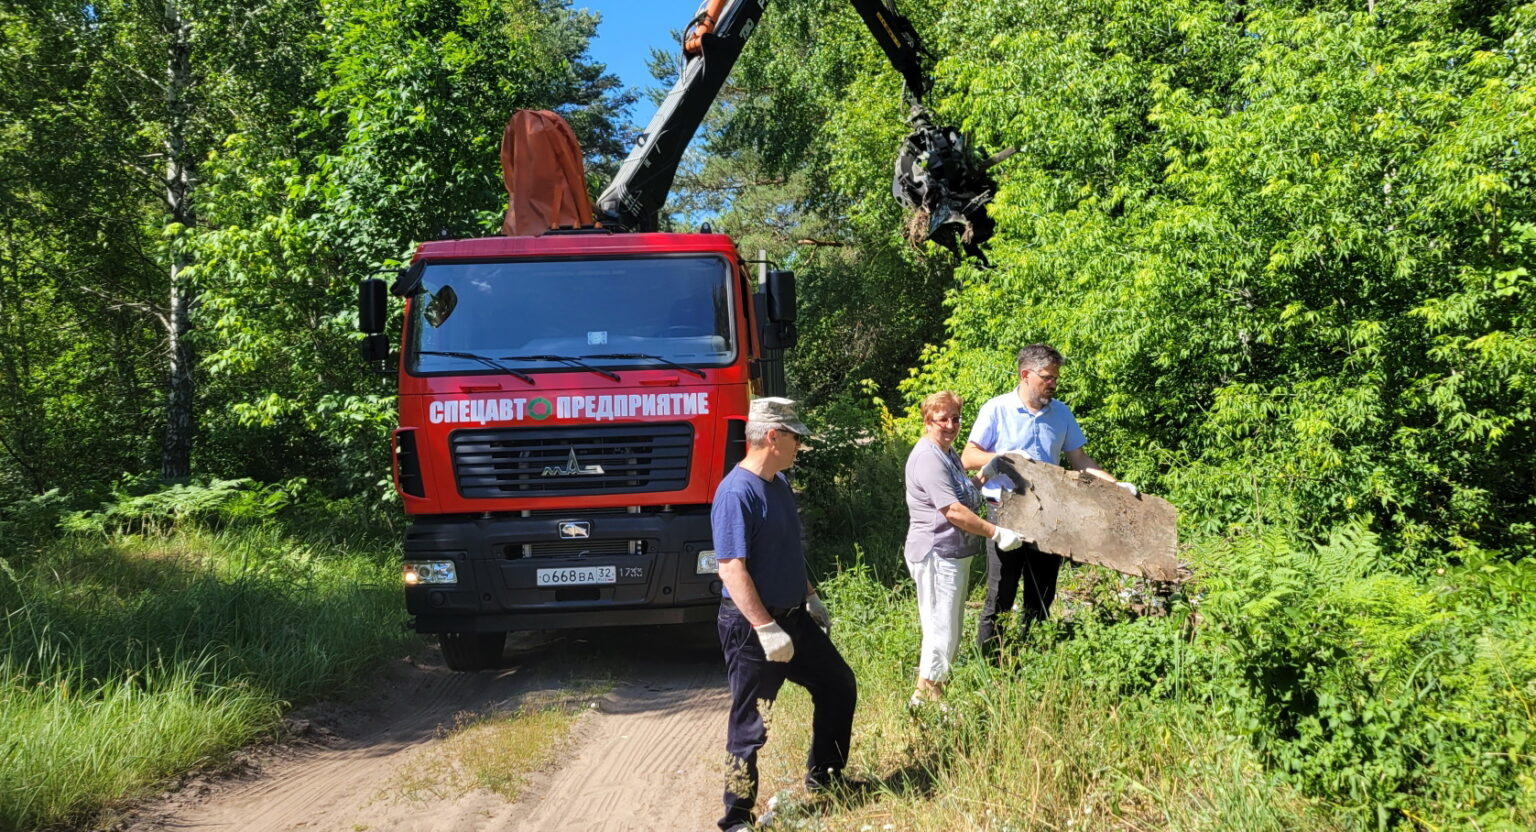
[
  {"left": 759, "top": 566, "right": 1342, "bottom": 832},
  {"left": 759, "top": 436, "right": 1536, "bottom": 831},
  {"left": 0, "top": 482, "right": 413, "bottom": 831},
  {"left": 710, "top": 1, "right": 1536, "bottom": 827},
  {"left": 1, "top": 0, "right": 627, "bottom": 825}
]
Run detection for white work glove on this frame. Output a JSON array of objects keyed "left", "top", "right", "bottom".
[
  {"left": 979, "top": 455, "right": 1005, "bottom": 481},
  {"left": 991, "top": 525, "right": 1024, "bottom": 552},
  {"left": 805, "top": 594, "right": 831, "bottom": 630},
  {"left": 1116, "top": 481, "right": 1139, "bottom": 497},
  {"left": 753, "top": 621, "right": 795, "bottom": 662}
]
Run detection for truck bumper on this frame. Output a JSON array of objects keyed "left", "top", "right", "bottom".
[{"left": 401, "top": 509, "right": 723, "bottom": 632}]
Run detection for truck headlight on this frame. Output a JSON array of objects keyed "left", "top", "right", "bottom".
[
  {"left": 404, "top": 561, "right": 458, "bottom": 585},
  {"left": 696, "top": 549, "right": 719, "bottom": 575}
]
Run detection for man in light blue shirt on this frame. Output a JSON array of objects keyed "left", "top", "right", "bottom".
[{"left": 961, "top": 344, "right": 1134, "bottom": 656}]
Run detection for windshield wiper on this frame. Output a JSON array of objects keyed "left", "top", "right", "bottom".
[
  {"left": 500, "top": 354, "right": 621, "bottom": 382},
  {"left": 417, "top": 350, "right": 534, "bottom": 384},
  {"left": 581, "top": 353, "right": 707, "bottom": 379}
]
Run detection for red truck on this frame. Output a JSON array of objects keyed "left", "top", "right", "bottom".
[{"left": 357, "top": 0, "right": 1001, "bottom": 670}]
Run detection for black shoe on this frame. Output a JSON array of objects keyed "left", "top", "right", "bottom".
[{"left": 804, "top": 772, "right": 871, "bottom": 796}]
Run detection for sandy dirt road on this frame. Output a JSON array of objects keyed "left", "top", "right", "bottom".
[{"left": 116, "top": 623, "right": 727, "bottom": 832}]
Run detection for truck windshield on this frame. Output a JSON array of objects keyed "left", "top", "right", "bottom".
[{"left": 406, "top": 256, "right": 736, "bottom": 376}]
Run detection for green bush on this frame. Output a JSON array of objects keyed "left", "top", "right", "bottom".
[
  {"left": 1199, "top": 527, "right": 1536, "bottom": 827},
  {"left": 796, "top": 390, "right": 912, "bottom": 583},
  {"left": 59, "top": 476, "right": 260, "bottom": 536},
  {"left": 0, "top": 489, "right": 70, "bottom": 547},
  {"left": 777, "top": 550, "right": 1340, "bottom": 831}
]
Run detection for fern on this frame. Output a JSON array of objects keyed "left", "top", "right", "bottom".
[{"left": 61, "top": 479, "right": 256, "bottom": 535}]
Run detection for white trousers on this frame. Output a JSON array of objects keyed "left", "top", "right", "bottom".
[{"left": 907, "top": 550, "right": 973, "bottom": 682}]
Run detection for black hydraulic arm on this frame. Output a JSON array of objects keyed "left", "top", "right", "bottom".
[
  {"left": 845, "top": 0, "right": 929, "bottom": 101},
  {"left": 594, "top": 0, "right": 769, "bottom": 232},
  {"left": 594, "top": 0, "right": 935, "bottom": 233}
]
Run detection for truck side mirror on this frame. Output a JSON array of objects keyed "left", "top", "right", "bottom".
[
  {"left": 763, "top": 320, "right": 797, "bottom": 350},
  {"left": 359, "top": 279, "right": 391, "bottom": 363},
  {"left": 359, "top": 278, "right": 387, "bottom": 334},
  {"left": 361, "top": 333, "right": 391, "bottom": 363},
  {"left": 754, "top": 291, "right": 796, "bottom": 351},
  {"left": 766, "top": 269, "right": 796, "bottom": 322}
]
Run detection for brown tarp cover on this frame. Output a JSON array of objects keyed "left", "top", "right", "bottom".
[{"left": 500, "top": 110, "right": 594, "bottom": 237}]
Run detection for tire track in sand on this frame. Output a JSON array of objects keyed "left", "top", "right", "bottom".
[
  {"left": 114, "top": 624, "right": 726, "bottom": 832},
  {"left": 507, "top": 659, "right": 727, "bottom": 832}
]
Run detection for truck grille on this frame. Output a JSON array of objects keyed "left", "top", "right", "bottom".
[{"left": 452, "top": 424, "right": 693, "bottom": 498}]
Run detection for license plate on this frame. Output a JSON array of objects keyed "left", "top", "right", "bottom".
[{"left": 536, "top": 565, "right": 617, "bottom": 587}]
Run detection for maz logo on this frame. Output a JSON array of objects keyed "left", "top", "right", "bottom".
[
  {"left": 558, "top": 522, "right": 590, "bottom": 539},
  {"left": 542, "top": 449, "right": 606, "bottom": 477}
]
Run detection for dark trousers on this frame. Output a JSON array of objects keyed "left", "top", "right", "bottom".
[
  {"left": 975, "top": 536, "right": 1062, "bottom": 655},
  {"left": 717, "top": 601, "right": 857, "bottom": 832}
]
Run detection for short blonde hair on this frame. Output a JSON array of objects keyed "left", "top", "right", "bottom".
[{"left": 919, "top": 390, "right": 963, "bottom": 423}]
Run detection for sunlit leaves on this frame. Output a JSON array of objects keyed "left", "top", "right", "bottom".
[
  {"left": 878, "top": 0, "right": 1536, "bottom": 557},
  {"left": 0, "top": 0, "right": 630, "bottom": 496}
]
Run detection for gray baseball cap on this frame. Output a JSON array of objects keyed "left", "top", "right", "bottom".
[{"left": 748, "top": 396, "right": 812, "bottom": 440}]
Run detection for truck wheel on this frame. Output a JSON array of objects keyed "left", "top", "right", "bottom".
[{"left": 438, "top": 632, "right": 506, "bottom": 671}]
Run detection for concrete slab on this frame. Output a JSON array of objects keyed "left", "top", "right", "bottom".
[{"left": 990, "top": 452, "right": 1180, "bottom": 582}]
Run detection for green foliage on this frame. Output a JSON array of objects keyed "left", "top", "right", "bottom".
[
  {"left": 797, "top": 428, "right": 1535, "bottom": 827},
  {"left": 186, "top": 0, "right": 630, "bottom": 498},
  {"left": 0, "top": 488, "right": 69, "bottom": 546},
  {"left": 742, "top": 8, "right": 1536, "bottom": 814},
  {"left": 707, "top": 0, "right": 1536, "bottom": 558},
  {"left": 0, "top": 660, "right": 278, "bottom": 832},
  {"left": 0, "top": 0, "right": 632, "bottom": 502},
  {"left": 3, "top": 0, "right": 1534, "bottom": 824},
  {"left": 814, "top": 557, "right": 922, "bottom": 686},
  {"left": 59, "top": 476, "right": 261, "bottom": 535},
  {"left": 2, "top": 475, "right": 404, "bottom": 554},
  {"left": 924, "top": 0, "right": 1535, "bottom": 556},
  {"left": 793, "top": 384, "right": 914, "bottom": 574},
  {"left": 0, "top": 520, "right": 412, "bottom": 830},
  {"left": 1200, "top": 527, "right": 1536, "bottom": 827},
  {"left": 768, "top": 554, "right": 1343, "bottom": 831}
]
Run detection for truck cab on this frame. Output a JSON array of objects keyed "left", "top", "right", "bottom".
[{"left": 361, "top": 230, "right": 795, "bottom": 669}]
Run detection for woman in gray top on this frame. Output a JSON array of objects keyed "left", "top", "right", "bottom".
[{"left": 903, "top": 391, "right": 1024, "bottom": 704}]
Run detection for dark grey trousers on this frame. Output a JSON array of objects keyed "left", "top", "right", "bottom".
[
  {"left": 717, "top": 602, "right": 857, "bottom": 831},
  {"left": 975, "top": 536, "right": 1062, "bottom": 655}
]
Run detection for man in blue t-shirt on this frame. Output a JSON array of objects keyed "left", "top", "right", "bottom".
[
  {"left": 961, "top": 344, "right": 1136, "bottom": 656},
  {"left": 712, "top": 397, "right": 857, "bottom": 832}
]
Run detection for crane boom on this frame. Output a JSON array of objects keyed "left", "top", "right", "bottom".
[
  {"left": 844, "top": 0, "right": 929, "bottom": 101},
  {"left": 595, "top": 0, "right": 770, "bottom": 233}
]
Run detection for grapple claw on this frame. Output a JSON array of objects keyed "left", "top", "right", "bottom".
[{"left": 892, "top": 107, "right": 1008, "bottom": 264}]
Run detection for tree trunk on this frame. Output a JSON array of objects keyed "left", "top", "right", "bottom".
[
  {"left": 160, "top": 0, "right": 197, "bottom": 480},
  {"left": 163, "top": 266, "right": 194, "bottom": 479}
]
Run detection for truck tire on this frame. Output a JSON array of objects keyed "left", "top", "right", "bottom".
[{"left": 438, "top": 632, "right": 506, "bottom": 671}]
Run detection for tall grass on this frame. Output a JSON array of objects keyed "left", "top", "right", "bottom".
[
  {"left": 764, "top": 552, "right": 1536, "bottom": 831},
  {"left": 0, "top": 660, "right": 277, "bottom": 830},
  {"left": 0, "top": 523, "right": 413, "bottom": 831},
  {"left": 781, "top": 435, "right": 1536, "bottom": 830},
  {"left": 752, "top": 564, "right": 1350, "bottom": 831}
]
